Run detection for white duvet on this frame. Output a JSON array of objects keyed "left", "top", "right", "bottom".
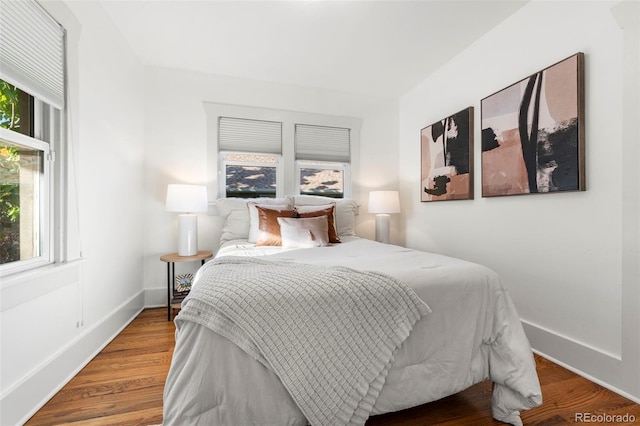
[{"left": 163, "top": 237, "right": 542, "bottom": 425}]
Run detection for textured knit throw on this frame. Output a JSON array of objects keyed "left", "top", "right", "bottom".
[{"left": 177, "top": 256, "right": 431, "bottom": 426}]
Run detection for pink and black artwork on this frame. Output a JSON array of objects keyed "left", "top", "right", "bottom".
[
  {"left": 481, "top": 52, "right": 585, "bottom": 197},
  {"left": 420, "top": 107, "right": 474, "bottom": 202}
]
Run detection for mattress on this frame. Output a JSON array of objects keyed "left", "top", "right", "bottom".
[{"left": 163, "top": 237, "right": 542, "bottom": 425}]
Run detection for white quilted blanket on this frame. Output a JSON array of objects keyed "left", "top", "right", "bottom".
[{"left": 177, "top": 256, "right": 431, "bottom": 426}]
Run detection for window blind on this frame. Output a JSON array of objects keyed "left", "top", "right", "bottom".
[
  {"left": 295, "top": 124, "right": 350, "bottom": 163},
  {"left": 218, "top": 117, "right": 282, "bottom": 154},
  {"left": 0, "top": 0, "right": 66, "bottom": 109}
]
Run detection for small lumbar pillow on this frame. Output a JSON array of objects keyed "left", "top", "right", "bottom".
[{"left": 277, "top": 216, "right": 330, "bottom": 248}]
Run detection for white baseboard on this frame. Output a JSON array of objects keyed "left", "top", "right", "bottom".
[
  {"left": 145, "top": 286, "right": 167, "bottom": 308},
  {"left": 0, "top": 291, "right": 144, "bottom": 426},
  {"left": 522, "top": 320, "right": 640, "bottom": 404},
  {"left": 532, "top": 349, "right": 640, "bottom": 405}
]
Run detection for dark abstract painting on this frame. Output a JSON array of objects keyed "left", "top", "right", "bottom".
[
  {"left": 481, "top": 53, "right": 585, "bottom": 197},
  {"left": 420, "top": 107, "right": 474, "bottom": 202}
]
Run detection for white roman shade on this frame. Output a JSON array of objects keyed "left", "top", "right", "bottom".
[
  {"left": 0, "top": 0, "right": 66, "bottom": 109},
  {"left": 218, "top": 117, "right": 282, "bottom": 154},
  {"left": 295, "top": 124, "right": 350, "bottom": 163}
]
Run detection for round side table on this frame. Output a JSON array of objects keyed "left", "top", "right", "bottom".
[{"left": 160, "top": 250, "right": 213, "bottom": 320}]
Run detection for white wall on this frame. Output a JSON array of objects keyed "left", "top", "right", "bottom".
[
  {"left": 399, "top": 0, "right": 639, "bottom": 400},
  {"left": 141, "top": 66, "right": 399, "bottom": 302},
  {"left": 5, "top": 1, "right": 636, "bottom": 424},
  {"left": 0, "top": 1, "right": 146, "bottom": 424}
]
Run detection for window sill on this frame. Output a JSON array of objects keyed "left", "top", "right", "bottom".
[{"left": 0, "top": 259, "right": 85, "bottom": 312}]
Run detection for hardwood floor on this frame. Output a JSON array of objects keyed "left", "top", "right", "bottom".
[
  {"left": 26, "top": 308, "right": 640, "bottom": 425},
  {"left": 26, "top": 308, "right": 174, "bottom": 426}
]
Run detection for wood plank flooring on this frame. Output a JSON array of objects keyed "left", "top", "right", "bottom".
[{"left": 26, "top": 308, "right": 640, "bottom": 425}]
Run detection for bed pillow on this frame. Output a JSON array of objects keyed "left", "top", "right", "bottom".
[
  {"left": 216, "top": 198, "right": 251, "bottom": 243},
  {"left": 278, "top": 216, "right": 330, "bottom": 248},
  {"left": 256, "top": 206, "right": 296, "bottom": 246},
  {"left": 216, "top": 197, "right": 292, "bottom": 244},
  {"left": 295, "top": 204, "right": 340, "bottom": 243},
  {"left": 292, "top": 195, "right": 359, "bottom": 237},
  {"left": 248, "top": 202, "right": 291, "bottom": 243}
]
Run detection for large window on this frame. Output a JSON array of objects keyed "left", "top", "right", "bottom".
[
  {"left": 211, "top": 108, "right": 358, "bottom": 200},
  {"left": 0, "top": 80, "right": 52, "bottom": 272},
  {"left": 0, "top": 0, "right": 65, "bottom": 276}
]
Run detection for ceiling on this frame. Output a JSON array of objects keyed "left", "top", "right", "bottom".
[{"left": 99, "top": 0, "right": 528, "bottom": 99}]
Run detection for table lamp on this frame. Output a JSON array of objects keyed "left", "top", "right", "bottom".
[
  {"left": 368, "top": 190, "right": 400, "bottom": 244},
  {"left": 166, "top": 184, "right": 208, "bottom": 256}
]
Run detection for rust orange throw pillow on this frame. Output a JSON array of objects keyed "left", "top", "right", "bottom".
[{"left": 256, "top": 206, "right": 296, "bottom": 246}]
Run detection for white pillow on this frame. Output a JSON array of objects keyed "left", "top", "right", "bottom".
[
  {"left": 248, "top": 202, "right": 291, "bottom": 243},
  {"left": 216, "top": 197, "right": 292, "bottom": 244},
  {"left": 277, "top": 216, "right": 330, "bottom": 248},
  {"left": 292, "top": 195, "right": 359, "bottom": 236},
  {"left": 216, "top": 198, "right": 250, "bottom": 243}
]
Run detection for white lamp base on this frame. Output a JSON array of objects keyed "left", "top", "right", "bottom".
[
  {"left": 178, "top": 214, "right": 198, "bottom": 256},
  {"left": 375, "top": 214, "right": 390, "bottom": 244}
]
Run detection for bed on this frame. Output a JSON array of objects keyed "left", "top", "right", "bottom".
[{"left": 162, "top": 196, "right": 542, "bottom": 426}]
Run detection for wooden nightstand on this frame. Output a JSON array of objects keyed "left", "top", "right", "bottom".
[{"left": 160, "top": 251, "right": 213, "bottom": 320}]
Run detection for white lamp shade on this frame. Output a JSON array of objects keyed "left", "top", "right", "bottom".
[
  {"left": 368, "top": 191, "right": 400, "bottom": 214},
  {"left": 166, "top": 184, "right": 208, "bottom": 213}
]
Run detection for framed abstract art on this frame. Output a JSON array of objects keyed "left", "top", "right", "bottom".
[
  {"left": 420, "top": 107, "right": 474, "bottom": 202},
  {"left": 481, "top": 52, "right": 585, "bottom": 197}
]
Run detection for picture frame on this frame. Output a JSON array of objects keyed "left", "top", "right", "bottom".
[
  {"left": 481, "top": 52, "right": 585, "bottom": 197},
  {"left": 420, "top": 106, "right": 474, "bottom": 202},
  {"left": 174, "top": 273, "right": 193, "bottom": 297}
]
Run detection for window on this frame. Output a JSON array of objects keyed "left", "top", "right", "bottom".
[
  {"left": 0, "top": 0, "right": 65, "bottom": 276},
  {"left": 0, "top": 81, "right": 52, "bottom": 272},
  {"left": 297, "top": 162, "right": 347, "bottom": 199},
  {"left": 295, "top": 124, "right": 350, "bottom": 198},
  {"left": 222, "top": 153, "right": 280, "bottom": 198},
  {"left": 207, "top": 103, "right": 360, "bottom": 200},
  {"left": 218, "top": 117, "right": 282, "bottom": 198}
]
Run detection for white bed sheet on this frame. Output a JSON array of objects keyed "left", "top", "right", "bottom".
[{"left": 163, "top": 237, "right": 542, "bottom": 425}]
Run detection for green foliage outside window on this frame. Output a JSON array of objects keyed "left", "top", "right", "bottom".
[
  {"left": 1, "top": 80, "right": 22, "bottom": 131},
  {"left": 0, "top": 80, "right": 22, "bottom": 263}
]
